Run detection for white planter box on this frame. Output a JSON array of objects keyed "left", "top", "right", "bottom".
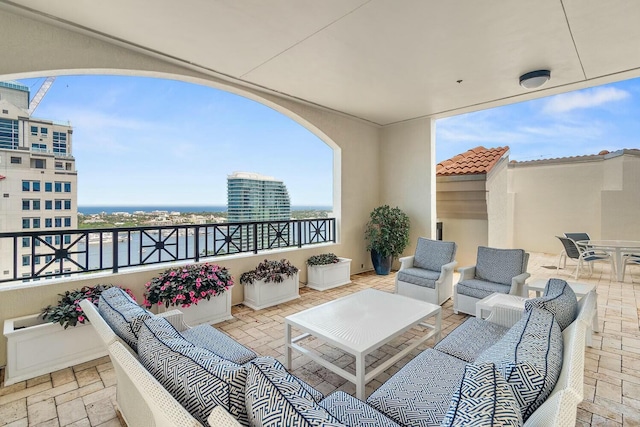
[
  {"left": 307, "top": 257, "right": 352, "bottom": 291},
  {"left": 158, "top": 290, "right": 232, "bottom": 326},
  {"left": 3, "top": 313, "right": 107, "bottom": 386},
  {"left": 243, "top": 273, "right": 299, "bottom": 310}
]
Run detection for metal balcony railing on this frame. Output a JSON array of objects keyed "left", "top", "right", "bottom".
[{"left": 0, "top": 218, "right": 336, "bottom": 283}]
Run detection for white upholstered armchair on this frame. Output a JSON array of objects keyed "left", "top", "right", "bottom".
[
  {"left": 453, "top": 246, "right": 530, "bottom": 316},
  {"left": 395, "top": 237, "right": 457, "bottom": 305}
]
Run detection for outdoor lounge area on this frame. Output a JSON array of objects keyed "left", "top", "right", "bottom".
[{"left": 1, "top": 251, "right": 638, "bottom": 426}]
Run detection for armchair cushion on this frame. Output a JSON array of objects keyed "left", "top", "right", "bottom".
[
  {"left": 476, "top": 308, "right": 563, "bottom": 421},
  {"left": 524, "top": 278, "right": 578, "bottom": 331},
  {"left": 414, "top": 238, "right": 457, "bottom": 272},
  {"left": 181, "top": 325, "right": 257, "bottom": 365},
  {"left": 397, "top": 267, "right": 441, "bottom": 289},
  {"left": 435, "top": 318, "right": 510, "bottom": 363},
  {"left": 475, "top": 247, "right": 527, "bottom": 286},
  {"left": 320, "top": 391, "right": 401, "bottom": 427},
  {"left": 441, "top": 363, "right": 523, "bottom": 427},
  {"left": 245, "top": 357, "right": 342, "bottom": 427},
  {"left": 98, "top": 286, "right": 152, "bottom": 353},
  {"left": 456, "top": 279, "right": 511, "bottom": 299}
]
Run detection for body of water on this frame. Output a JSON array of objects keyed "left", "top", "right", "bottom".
[{"left": 78, "top": 205, "right": 332, "bottom": 215}]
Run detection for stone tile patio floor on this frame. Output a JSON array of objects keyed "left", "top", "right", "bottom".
[{"left": 1, "top": 252, "right": 640, "bottom": 426}]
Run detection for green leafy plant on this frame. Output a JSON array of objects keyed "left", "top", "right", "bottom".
[
  {"left": 143, "top": 263, "right": 233, "bottom": 309},
  {"left": 364, "top": 205, "right": 410, "bottom": 258},
  {"left": 240, "top": 259, "right": 299, "bottom": 285},
  {"left": 41, "top": 284, "right": 132, "bottom": 329},
  {"left": 307, "top": 253, "right": 340, "bottom": 266}
]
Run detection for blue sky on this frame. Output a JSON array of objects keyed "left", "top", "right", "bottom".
[{"left": 19, "top": 75, "right": 640, "bottom": 206}]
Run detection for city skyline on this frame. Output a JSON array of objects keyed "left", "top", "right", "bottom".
[{"left": 18, "top": 74, "right": 640, "bottom": 207}]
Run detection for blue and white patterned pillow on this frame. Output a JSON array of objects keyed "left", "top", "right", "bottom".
[
  {"left": 441, "top": 363, "right": 523, "bottom": 427},
  {"left": 138, "top": 316, "right": 249, "bottom": 426},
  {"left": 245, "top": 357, "right": 344, "bottom": 427},
  {"left": 525, "top": 278, "right": 577, "bottom": 330},
  {"left": 475, "top": 307, "right": 563, "bottom": 421},
  {"left": 98, "top": 286, "right": 151, "bottom": 352}
]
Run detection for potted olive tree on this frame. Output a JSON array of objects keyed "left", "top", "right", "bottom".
[{"left": 364, "top": 205, "right": 410, "bottom": 275}]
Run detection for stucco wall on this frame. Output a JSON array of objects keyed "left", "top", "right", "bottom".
[
  {"left": 439, "top": 218, "right": 488, "bottom": 268},
  {"left": 486, "top": 159, "right": 510, "bottom": 248}
]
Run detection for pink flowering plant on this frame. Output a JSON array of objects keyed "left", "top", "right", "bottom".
[
  {"left": 143, "top": 263, "right": 233, "bottom": 309},
  {"left": 41, "top": 284, "right": 133, "bottom": 329}
]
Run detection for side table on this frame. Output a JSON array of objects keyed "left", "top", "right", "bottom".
[{"left": 476, "top": 293, "right": 526, "bottom": 320}]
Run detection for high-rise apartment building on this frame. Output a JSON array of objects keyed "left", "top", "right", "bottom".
[
  {"left": 0, "top": 81, "right": 78, "bottom": 282},
  {"left": 227, "top": 172, "right": 291, "bottom": 222}
]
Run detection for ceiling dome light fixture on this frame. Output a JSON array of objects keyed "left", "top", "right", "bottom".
[{"left": 519, "top": 70, "right": 551, "bottom": 89}]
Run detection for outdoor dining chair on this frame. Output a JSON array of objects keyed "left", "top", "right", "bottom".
[
  {"left": 622, "top": 253, "right": 640, "bottom": 282},
  {"left": 556, "top": 236, "right": 615, "bottom": 280}
]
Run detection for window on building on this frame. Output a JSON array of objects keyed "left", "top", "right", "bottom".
[
  {"left": 30, "top": 126, "right": 38, "bottom": 136},
  {"left": 10, "top": 157, "right": 21, "bottom": 164},
  {"left": 64, "top": 217, "right": 71, "bottom": 227},
  {"left": 64, "top": 235, "right": 71, "bottom": 244},
  {"left": 22, "top": 218, "right": 30, "bottom": 229},
  {"left": 45, "top": 255, "right": 53, "bottom": 263},
  {"left": 65, "top": 163, "right": 72, "bottom": 171},
  {"left": 55, "top": 235, "right": 61, "bottom": 245},
  {"left": 45, "top": 200, "right": 52, "bottom": 210},
  {"left": 33, "top": 200, "right": 40, "bottom": 210},
  {"left": 54, "top": 218, "right": 62, "bottom": 227},
  {"left": 41, "top": 127, "right": 48, "bottom": 137},
  {"left": 34, "top": 256, "right": 41, "bottom": 265},
  {"left": 22, "top": 200, "right": 30, "bottom": 210},
  {"left": 64, "top": 200, "right": 71, "bottom": 210},
  {"left": 32, "top": 181, "right": 40, "bottom": 192},
  {"left": 0, "top": 118, "right": 19, "bottom": 150},
  {"left": 22, "top": 255, "right": 30, "bottom": 266},
  {"left": 53, "top": 132, "right": 67, "bottom": 154},
  {"left": 55, "top": 200, "right": 62, "bottom": 210},
  {"left": 44, "top": 236, "right": 52, "bottom": 244},
  {"left": 32, "top": 159, "right": 46, "bottom": 169},
  {"left": 64, "top": 182, "right": 71, "bottom": 192},
  {"left": 32, "top": 143, "right": 47, "bottom": 152},
  {"left": 33, "top": 218, "right": 40, "bottom": 228},
  {"left": 22, "top": 237, "right": 30, "bottom": 248},
  {"left": 22, "top": 181, "right": 30, "bottom": 191},
  {"left": 54, "top": 182, "right": 62, "bottom": 192},
  {"left": 55, "top": 161, "right": 63, "bottom": 170},
  {"left": 45, "top": 182, "right": 52, "bottom": 192},
  {"left": 45, "top": 218, "right": 52, "bottom": 228},
  {"left": 34, "top": 239, "right": 40, "bottom": 247}
]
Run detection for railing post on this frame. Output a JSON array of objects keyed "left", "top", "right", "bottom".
[
  {"left": 298, "top": 220, "right": 303, "bottom": 248},
  {"left": 253, "top": 223, "right": 258, "bottom": 254},
  {"left": 194, "top": 226, "right": 200, "bottom": 262},
  {"left": 332, "top": 218, "right": 336, "bottom": 243},
  {"left": 112, "top": 230, "right": 119, "bottom": 273}
]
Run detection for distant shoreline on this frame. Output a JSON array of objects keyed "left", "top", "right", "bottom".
[{"left": 78, "top": 205, "right": 332, "bottom": 215}]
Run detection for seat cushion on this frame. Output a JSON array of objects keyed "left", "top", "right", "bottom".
[
  {"left": 98, "top": 286, "right": 152, "bottom": 352},
  {"left": 475, "top": 307, "right": 563, "bottom": 421},
  {"left": 181, "top": 324, "right": 257, "bottom": 365},
  {"left": 320, "top": 391, "right": 401, "bottom": 427},
  {"left": 524, "top": 278, "right": 578, "bottom": 330},
  {"left": 367, "top": 349, "right": 468, "bottom": 427},
  {"left": 414, "top": 238, "right": 457, "bottom": 272},
  {"left": 137, "top": 316, "right": 249, "bottom": 426},
  {"left": 397, "top": 267, "right": 441, "bottom": 289},
  {"left": 245, "top": 357, "right": 343, "bottom": 427},
  {"left": 440, "top": 363, "right": 523, "bottom": 427},
  {"left": 476, "top": 247, "right": 526, "bottom": 286},
  {"left": 435, "top": 318, "right": 510, "bottom": 363},
  {"left": 456, "top": 279, "right": 511, "bottom": 299}
]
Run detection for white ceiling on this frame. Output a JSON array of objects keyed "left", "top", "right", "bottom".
[{"left": 3, "top": 0, "right": 640, "bottom": 125}]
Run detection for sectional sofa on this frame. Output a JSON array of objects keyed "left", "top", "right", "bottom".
[{"left": 82, "top": 279, "right": 595, "bottom": 427}]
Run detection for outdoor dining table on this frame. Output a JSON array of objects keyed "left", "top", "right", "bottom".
[{"left": 577, "top": 240, "right": 640, "bottom": 282}]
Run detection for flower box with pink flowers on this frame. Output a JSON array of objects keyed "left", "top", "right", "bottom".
[{"left": 143, "top": 263, "right": 233, "bottom": 326}]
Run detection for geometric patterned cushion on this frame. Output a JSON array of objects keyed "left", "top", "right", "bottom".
[
  {"left": 98, "top": 286, "right": 152, "bottom": 353},
  {"left": 137, "top": 316, "right": 249, "bottom": 426},
  {"left": 397, "top": 267, "right": 441, "bottom": 289},
  {"left": 245, "top": 357, "right": 344, "bottom": 427},
  {"left": 435, "top": 318, "right": 510, "bottom": 363},
  {"left": 440, "top": 363, "right": 523, "bottom": 427},
  {"left": 367, "top": 349, "right": 468, "bottom": 427},
  {"left": 181, "top": 325, "right": 257, "bottom": 365},
  {"left": 456, "top": 279, "right": 511, "bottom": 299},
  {"left": 413, "top": 238, "right": 457, "bottom": 272},
  {"left": 475, "top": 247, "right": 527, "bottom": 286},
  {"left": 524, "top": 278, "right": 578, "bottom": 330},
  {"left": 319, "top": 391, "right": 401, "bottom": 427},
  {"left": 475, "top": 308, "right": 563, "bottom": 421}
]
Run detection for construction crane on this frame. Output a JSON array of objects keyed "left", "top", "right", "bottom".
[{"left": 27, "top": 76, "right": 56, "bottom": 115}]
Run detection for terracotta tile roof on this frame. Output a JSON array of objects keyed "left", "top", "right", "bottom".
[
  {"left": 509, "top": 148, "right": 640, "bottom": 165},
  {"left": 437, "top": 146, "right": 509, "bottom": 176}
]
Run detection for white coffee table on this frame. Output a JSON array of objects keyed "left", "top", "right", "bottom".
[
  {"left": 525, "top": 279, "right": 596, "bottom": 298},
  {"left": 284, "top": 288, "right": 441, "bottom": 399}
]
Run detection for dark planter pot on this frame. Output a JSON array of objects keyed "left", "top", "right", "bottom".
[{"left": 370, "top": 249, "right": 393, "bottom": 275}]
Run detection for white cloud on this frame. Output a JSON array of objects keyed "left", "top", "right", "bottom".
[{"left": 543, "top": 87, "right": 630, "bottom": 114}]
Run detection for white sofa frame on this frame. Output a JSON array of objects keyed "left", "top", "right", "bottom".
[{"left": 395, "top": 256, "right": 458, "bottom": 305}]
